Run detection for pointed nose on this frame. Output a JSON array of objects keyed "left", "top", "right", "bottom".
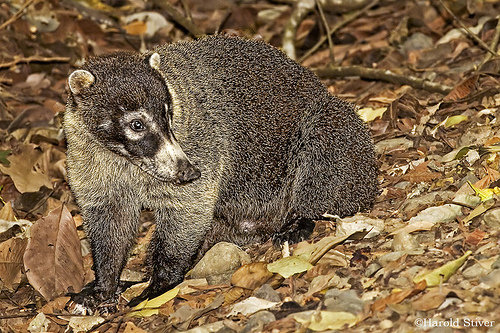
[{"left": 175, "top": 160, "right": 201, "bottom": 184}]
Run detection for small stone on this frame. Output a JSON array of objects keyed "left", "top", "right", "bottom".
[
  {"left": 190, "top": 242, "right": 251, "bottom": 285},
  {"left": 365, "top": 263, "right": 381, "bottom": 277},
  {"left": 324, "top": 289, "right": 364, "bottom": 315},
  {"left": 483, "top": 208, "right": 500, "bottom": 229},
  {"left": 480, "top": 269, "right": 500, "bottom": 288},
  {"left": 253, "top": 284, "right": 281, "bottom": 302},
  {"left": 380, "top": 319, "right": 393, "bottom": 329},
  {"left": 462, "top": 263, "right": 489, "bottom": 280},
  {"left": 389, "top": 276, "right": 410, "bottom": 288},
  {"left": 241, "top": 311, "right": 275, "bottom": 333},
  {"left": 378, "top": 251, "right": 406, "bottom": 267},
  {"left": 402, "top": 32, "right": 434, "bottom": 52}
]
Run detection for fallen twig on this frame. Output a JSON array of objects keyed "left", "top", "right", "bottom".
[
  {"left": 0, "top": 55, "right": 70, "bottom": 69},
  {"left": 282, "top": 0, "right": 315, "bottom": 60},
  {"left": 298, "top": 0, "right": 379, "bottom": 63},
  {"left": 478, "top": 15, "right": 500, "bottom": 71},
  {"left": 316, "top": 0, "right": 335, "bottom": 63},
  {"left": 437, "top": 0, "right": 497, "bottom": 56},
  {"left": 0, "top": 0, "right": 38, "bottom": 31},
  {"left": 314, "top": 65, "right": 453, "bottom": 94},
  {"left": 152, "top": 0, "right": 203, "bottom": 37}
]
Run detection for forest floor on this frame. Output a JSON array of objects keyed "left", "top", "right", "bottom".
[{"left": 0, "top": 0, "right": 500, "bottom": 332}]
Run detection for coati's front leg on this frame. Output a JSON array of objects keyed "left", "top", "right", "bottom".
[
  {"left": 128, "top": 205, "right": 212, "bottom": 306},
  {"left": 67, "top": 201, "right": 140, "bottom": 315}
]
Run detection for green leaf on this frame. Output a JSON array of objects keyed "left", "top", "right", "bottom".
[
  {"left": 414, "top": 251, "right": 472, "bottom": 287},
  {"left": 128, "top": 287, "right": 179, "bottom": 317},
  {"left": 292, "top": 311, "right": 358, "bottom": 331},
  {"left": 267, "top": 256, "right": 313, "bottom": 278},
  {"left": 0, "top": 150, "right": 11, "bottom": 166},
  {"left": 444, "top": 115, "right": 468, "bottom": 128}
]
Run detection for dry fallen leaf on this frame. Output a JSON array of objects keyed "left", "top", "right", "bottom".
[
  {"left": 231, "top": 262, "right": 274, "bottom": 289},
  {"left": 228, "top": 296, "right": 278, "bottom": 316},
  {"left": 267, "top": 256, "right": 313, "bottom": 279},
  {"left": 0, "top": 237, "right": 28, "bottom": 290},
  {"left": 292, "top": 310, "right": 358, "bottom": 331},
  {"left": 128, "top": 287, "right": 180, "bottom": 318},
  {"left": 23, "top": 205, "right": 84, "bottom": 300},
  {"left": 0, "top": 144, "right": 52, "bottom": 193},
  {"left": 371, "top": 280, "right": 427, "bottom": 312}
]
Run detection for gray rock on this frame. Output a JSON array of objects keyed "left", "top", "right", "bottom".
[
  {"left": 253, "top": 284, "right": 281, "bottom": 302},
  {"left": 480, "top": 269, "right": 500, "bottom": 288},
  {"left": 483, "top": 208, "right": 500, "bottom": 229},
  {"left": 402, "top": 32, "right": 434, "bottom": 53},
  {"left": 324, "top": 289, "right": 364, "bottom": 315},
  {"left": 241, "top": 311, "right": 276, "bottom": 333},
  {"left": 462, "top": 263, "right": 489, "bottom": 280},
  {"left": 190, "top": 242, "right": 251, "bottom": 285},
  {"left": 378, "top": 251, "right": 406, "bottom": 267}
]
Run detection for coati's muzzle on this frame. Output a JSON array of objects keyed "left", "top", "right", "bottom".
[{"left": 141, "top": 137, "right": 201, "bottom": 185}]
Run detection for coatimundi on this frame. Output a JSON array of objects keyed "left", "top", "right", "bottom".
[{"left": 64, "top": 35, "right": 378, "bottom": 314}]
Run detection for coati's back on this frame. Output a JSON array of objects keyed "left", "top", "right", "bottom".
[{"left": 152, "top": 37, "right": 378, "bottom": 227}]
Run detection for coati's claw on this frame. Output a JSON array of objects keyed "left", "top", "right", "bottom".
[{"left": 66, "top": 284, "right": 118, "bottom": 316}]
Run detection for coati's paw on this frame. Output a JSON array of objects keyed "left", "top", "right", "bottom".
[
  {"left": 272, "top": 217, "right": 315, "bottom": 245},
  {"left": 66, "top": 284, "right": 117, "bottom": 316}
]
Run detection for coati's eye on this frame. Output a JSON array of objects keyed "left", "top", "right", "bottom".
[{"left": 130, "top": 119, "right": 146, "bottom": 132}]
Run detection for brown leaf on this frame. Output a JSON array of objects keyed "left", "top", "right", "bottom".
[
  {"left": 0, "top": 144, "right": 52, "bottom": 193},
  {"left": 0, "top": 202, "right": 17, "bottom": 221},
  {"left": 0, "top": 238, "right": 28, "bottom": 290},
  {"left": 464, "top": 229, "right": 487, "bottom": 246},
  {"left": 412, "top": 288, "right": 449, "bottom": 311},
  {"left": 231, "top": 262, "right": 274, "bottom": 290},
  {"left": 123, "top": 20, "right": 147, "bottom": 36},
  {"left": 123, "top": 322, "right": 148, "bottom": 333},
  {"left": 371, "top": 280, "right": 427, "bottom": 313},
  {"left": 443, "top": 75, "right": 478, "bottom": 102},
  {"left": 23, "top": 205, "right": 84, "bottom": 300},
  {"left": 402, "top": 161, "right": 441, "bottom": 183}
]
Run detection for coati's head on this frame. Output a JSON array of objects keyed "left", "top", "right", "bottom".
[{"left": 67, "top": 52, "right": 200, "bottom": 185}]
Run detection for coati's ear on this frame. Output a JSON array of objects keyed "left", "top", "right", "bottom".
[
  {"left": 68, "top": 70, "right": 95, "bottom": 95},
  {"left": 149, "top": 53, "right": 161, "bottom": 71}
]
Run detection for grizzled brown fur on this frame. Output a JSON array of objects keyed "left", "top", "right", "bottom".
[{"left": 64, "top": 36, "right": 378, "bottom": 313}]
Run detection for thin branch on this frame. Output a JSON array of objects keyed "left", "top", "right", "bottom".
[
  {"left": 478, "top": 15, "right": 500, "bottom": 70},
  {"left": 299, "top": 0, "right": 378, "bottom": 63},
  {"left": 282, "top": 0, "right": 315, "bottom": 60},
  {"left": 437, "top": 0, "right": 497, "bottom": 56},
  {"left": 152, "top": 0, "right": 203, "bottom": 37},
  {"left": 0, "top": 0, "right": 38, "bottom": 31},
  {"left": 316, "top": 0, "right": 334, "bottom": 63},
  {"left": 314, "top": 65, "right": 453, "bottom": 94},
  {"left": 0, "top": 56, "right": 70, "bottom": 69}
]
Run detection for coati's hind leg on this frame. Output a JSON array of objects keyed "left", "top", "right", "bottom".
[{"left": 272, "top": 215, "right": 315, "bottom": 245}]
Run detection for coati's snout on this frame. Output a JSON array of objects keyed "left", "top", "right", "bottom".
[{"left": 174, "top": 159, "right": 201, "bottom": 185}]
